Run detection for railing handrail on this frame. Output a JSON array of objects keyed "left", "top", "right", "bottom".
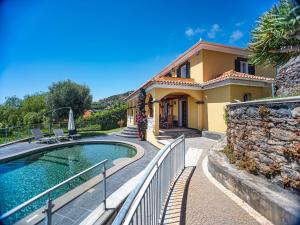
[
  {"left": 0, "top": 159, "right": 108, "bottom": 221},
  {"left": 112, "top": 135, "right": 185, "bottom": 225},
  {"left": 0, "top": 120, "right": 105, "bottom": 130}
]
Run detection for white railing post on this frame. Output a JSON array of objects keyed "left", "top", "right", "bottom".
[
  {"left": 45, "top": 193, "right": 53, "bottom": 225},
  {"left": 103, "top": 163, "right": 107, "bottom": 210}
]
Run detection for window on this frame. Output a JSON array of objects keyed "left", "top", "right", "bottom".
[
  {"left": 235, "top": 58, "right": 255, "bottom": 75},
  {"left": 240, "top": 61, "right": 249, "bottom": 73},
  {"left": 176, "top": 62, "right": 190, "bottom": 78},
  {"left": 180, "top": 64, "right": 187, "bottom": 78}
]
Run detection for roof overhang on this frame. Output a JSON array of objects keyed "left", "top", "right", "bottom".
[{"left": 126, "top": 79, "right": 273, "bottom": 101}]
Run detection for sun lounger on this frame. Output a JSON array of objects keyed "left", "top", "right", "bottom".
[
  {"left": 31, "top": 129, "right": 55, "bottom": 144},
  {"left": 53, "top": 129, "right": 69, "bottom": 142},
  {"left": 69, "top": 133, "right": 81, "bottom": 140}
]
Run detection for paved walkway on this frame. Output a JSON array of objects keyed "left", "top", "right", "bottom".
[{"left": 184, "top": 137, "right": 261, "bottom": 225}]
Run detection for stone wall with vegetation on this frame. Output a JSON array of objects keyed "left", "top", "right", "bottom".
[
  {"left": 276, "top": 56, "right": 300, "bottom": 97},
  {"left": 226, "top": 97, "right": 300, "bottom": 193}
]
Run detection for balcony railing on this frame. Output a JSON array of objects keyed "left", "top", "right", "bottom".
[{"left": 112, "top": 135, "right": 185, "bottom": 225}]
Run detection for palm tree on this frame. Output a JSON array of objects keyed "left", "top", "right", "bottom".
[{"left": 249, "top": 0, "right": 300, "bottom": 66}]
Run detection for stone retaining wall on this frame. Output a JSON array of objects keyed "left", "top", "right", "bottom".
[
  {"left": 227, "top": 97, "right": 300, "bottom": 193},
  {"left": 276, "top": 56, "right": 300, "bottom": 97}
]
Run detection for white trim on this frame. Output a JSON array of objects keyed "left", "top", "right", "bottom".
[
  {"left": 145, "top": 83, "right": 201, "bottom": 93},
  {"left": 202, "top": 79, "right": 272, "bottom": 90},
  {"left": 144, "top": 79, "right": 272, "bottom": 94},
  {"left": 240, "top": 61, "right": 249, "bottom": 73},
  {"left": 128, "top": 78, "right": 273, "bottom": 102}
]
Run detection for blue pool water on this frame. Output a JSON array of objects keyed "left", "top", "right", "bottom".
[{"left": 0, "top": 143, "right": 136, "bottom": 224}]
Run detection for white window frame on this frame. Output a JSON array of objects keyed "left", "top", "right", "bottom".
[
  {"left": 240, "top": 61, "right": 249, "bottom": 73},
  {"left": 180, "top": 64, "right": 187, "bottom": 78}
]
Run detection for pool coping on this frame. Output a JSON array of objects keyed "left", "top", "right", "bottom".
[{"left": 2, "top": 139, "right": 144, "bottom": 225}]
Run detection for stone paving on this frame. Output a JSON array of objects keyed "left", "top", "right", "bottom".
[
  {"left": 0, "top": 134, "right": 158, "bottom": 225},
  {"left": 159, "top": 137, "right": 262, "bottom": 225},
  {"left": 184, "top": 137, "right": 261, "bottom": 225}
]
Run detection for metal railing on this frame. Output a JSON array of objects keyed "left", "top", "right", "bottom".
[
  {"left": 0, "top": 159, "right": 108, "bottom": 225},
  {"left": 112, "top": 135, "right": 185, "bottom": 225}
]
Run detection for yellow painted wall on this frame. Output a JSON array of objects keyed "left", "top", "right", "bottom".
[
  {"left": 163, "top": 49, "right": 276, "bottom": 86},
  {"left": 203, "top": 86, "right": 231, "bottom": 133},
  {"left": 203, "top": 84, "right": 273, "bottom": 133},
  {"left": 172, "top": 99, "right": 178, "bottom": 120},
  {"left": 229, "top": 85, "right": 272, "bottom": 101},
  {"left": 146, "top": 130, "right": 164, "bottom": 149},
  {"left": 149, "top": 88, "right": 202, "bottom": 101},
  {"left": 187, "top": 96, "right": 198, "bottom": 129},
  {"left": 190, "top": 52, "right": 203, "bottom": 83},
  {"left": 202, "top": 50, "right": 238, "bottom": 82}
]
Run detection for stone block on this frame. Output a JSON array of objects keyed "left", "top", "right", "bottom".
[{"left": 291, "top": 107, "right": 300, "bottom": 118}]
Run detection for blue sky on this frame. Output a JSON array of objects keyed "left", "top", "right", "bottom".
[{"left": 0, "top": 0, "right": 277, "bottom": 103}]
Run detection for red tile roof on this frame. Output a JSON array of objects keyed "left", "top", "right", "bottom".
[
  {"left": 153, "top": 77, "right": 201, "bottom": 87},
  {"left": 126, "top": 71, "right": 273, "bottom": 100},
  {"left": 203, "top": 70, "right": 274, "bottom": 86}
]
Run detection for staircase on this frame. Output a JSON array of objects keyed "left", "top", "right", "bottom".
[
  {"left": 116, "top": 125, "right": 139, "bottom": 138},
  {"left": 156, "top": 128, "right": 201, "bottom": 140}
]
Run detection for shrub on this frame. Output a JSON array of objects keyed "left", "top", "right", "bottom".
[
  {"left": 78, "top": 104, "right": 127, "bottom": 130},
  {"left": 222, "top": 145, "right": 236, "bottom": 164}
]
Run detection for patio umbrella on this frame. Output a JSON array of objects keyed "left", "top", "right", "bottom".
[{"left": 68, "top": 109, "right": 76, "bottom": 135}]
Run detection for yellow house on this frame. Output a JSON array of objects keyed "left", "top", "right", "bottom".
[{"left": 126, "top": 41, "right": 275, "bottom": 145}]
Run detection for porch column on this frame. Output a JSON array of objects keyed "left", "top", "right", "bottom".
[
  {"left": 197, "top": 102, "right": 204, "bottom": 130},
  {"left": 153, "top": 100, "right": 160, "bottom": 135},
  {"left": 133, "top": 104, "right": 136, "bottom": 125}
]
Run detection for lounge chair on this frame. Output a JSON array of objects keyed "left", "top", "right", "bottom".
[
  {"left": 69, "top": 132, "right": 81, "bottom": 140},
  {"left": 31, "top": 128, "right": 55, "bottom": 144},
  {"left": 53, "top": 129, "right": 69, "bottom": 142}
]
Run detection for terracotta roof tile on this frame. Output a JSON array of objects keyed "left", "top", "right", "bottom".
[
  {"left": 203, "top": 70, "right": 274, "bottom": 86},
  {"left": 153, "top": 77, "right": 201, "bottom": 87},
  {"left": 126, "top": 70, "right": 274, "bottom": 100}
]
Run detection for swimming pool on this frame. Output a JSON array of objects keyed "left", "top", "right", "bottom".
[{"left": 0, "top": 142, "right": 136, "bottom": 224}]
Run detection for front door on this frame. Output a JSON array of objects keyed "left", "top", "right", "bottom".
[{"left": 178, "top": 98, "right": 188, "bottom": 127}]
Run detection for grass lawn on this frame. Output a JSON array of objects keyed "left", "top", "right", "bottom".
[{"left": 78, "top": 128, "right": 122, "bottom": 138}]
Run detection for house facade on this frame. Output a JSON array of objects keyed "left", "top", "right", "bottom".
[{"left": 126, "top": 41, "right": 275, "bottom": 144}]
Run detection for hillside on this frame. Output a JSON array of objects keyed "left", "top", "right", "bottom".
[{"left": 91, "top": 91, "right": 134, "bottom": 111}]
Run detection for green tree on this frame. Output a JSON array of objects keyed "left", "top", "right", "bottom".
[
  {"left": 47, "top": 80, "right": 92, "bottom": 120},
  {"left": 21, "top": 93, "right": 48, "bottom": 113},
  {"left": 4, "top": 96, "right": 22, "bottom": 108},
  {"left": 23, "top": 112, "right": 43, "bottom": 125},
  {"left": 249, "top": 0, "right": 300, "bottom": 66}
]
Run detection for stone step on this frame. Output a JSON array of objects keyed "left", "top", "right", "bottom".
[
  {"left": 124, "top": 127, "right": 138, "bottom": 132},
  {"left": 122, "top": 130, "right": 139, "bottom": 135},
  {"left": 127, "top": 125, "right": 138, "bottom": 129},
  {"left": 115, "top": 133, "right": 139, "bottom": 138},
  {"left": 159, "top": 130, "right": 200, "bottom": 135},
  {"left": 157, "top": 130, "right": 201, "bottom": 140},
  {"left": 156, "top": 135, "right": 173, "bottom": 140}
]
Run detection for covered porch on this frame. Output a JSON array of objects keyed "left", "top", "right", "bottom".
[{"left": 145, "top": 88, "right": 204, "bottom": 140}]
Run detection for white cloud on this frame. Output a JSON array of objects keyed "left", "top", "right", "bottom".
[
  {"left": 185, "top": 27, "right": 205, "bottom": 38},
  {"left": 207, "top": 24, "right": 221, "bottom": 39},
  {"left": 235, "top": 21, "right": 245, "bottom": 27},
  {"left": 230, "top": 30, "right": 244, "bottom": 42}
]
